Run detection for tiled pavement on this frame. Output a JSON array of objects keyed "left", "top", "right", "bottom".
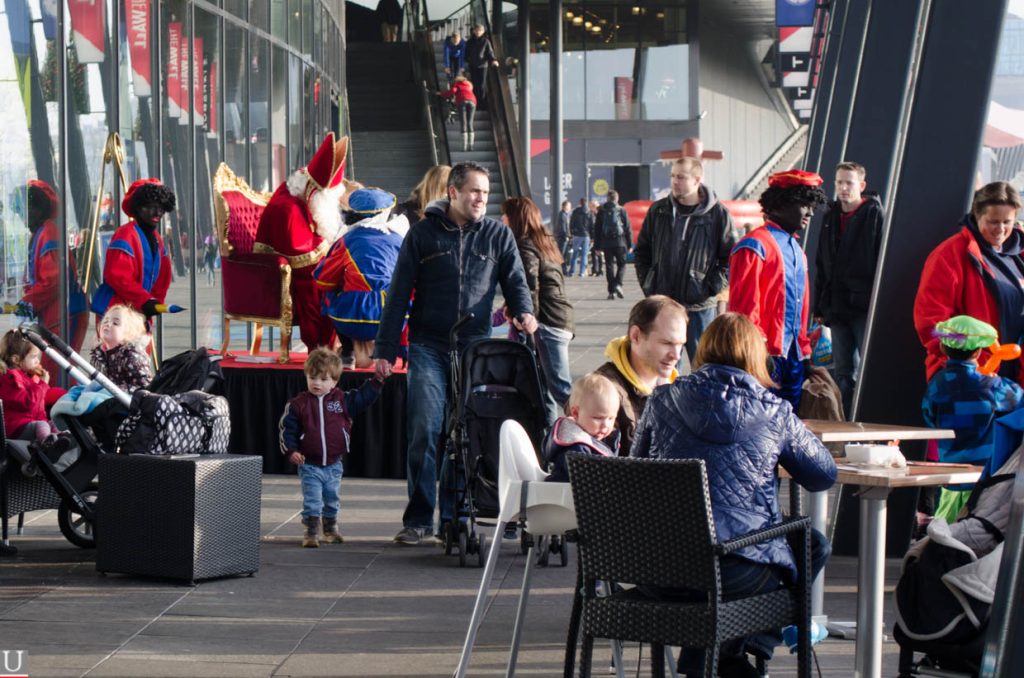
[{"left": 0, "top": 269, "right": 908, "bottom": 677}]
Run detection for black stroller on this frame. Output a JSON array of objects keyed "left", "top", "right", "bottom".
[
  {"left": 439, "top": 315, "right": 547, "bottom": 567},
  {"left": 0, "top": 323, "right": 227, "bottom": 554}
]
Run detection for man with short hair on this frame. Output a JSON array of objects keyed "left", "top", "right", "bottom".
[
  {"left": 635, "top": 157, "right": 737, "bottom": 360},
  {"left": 594, "top": 295, "right": 686, "bottom": 457},
  {"left": 596, "top": 189, "right": 632, "bottom": 299},
  {"left": 730, "top": 170, "right": 828, "bottom": 410},
  {"left": 567, "top": 198, "right": 593, "bottom": 277},
  {"left": 374, "top": 161, "right": 537, "bottom": 545},
  {"left": 813, "top": 161, "right": 885, "bottom": 416}
]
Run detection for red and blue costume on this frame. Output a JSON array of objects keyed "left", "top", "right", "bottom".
[
  {"left": 730, "top": 223, "right": 812, "bottom": 409},
  {"left": 314, "top": 226, "right": 406, "bottom": 343},
  {"left": 90, "top": 222, "right": 172, "bottom": 319}
]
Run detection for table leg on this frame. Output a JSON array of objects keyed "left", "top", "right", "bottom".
[
  {"left": 807, "top": 488, "right": 828, "bottom": 618},
  {"left": 855, "top": 487, "right": 889, "bottom": 678}
]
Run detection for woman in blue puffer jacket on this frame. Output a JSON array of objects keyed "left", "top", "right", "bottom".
[{"left": 632, "top": 311, "right": 837, "bottom": 678}]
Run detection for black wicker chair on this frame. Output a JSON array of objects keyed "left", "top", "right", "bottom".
[{"left": 565, "top": 455, "right": 813, "bottom": 678}]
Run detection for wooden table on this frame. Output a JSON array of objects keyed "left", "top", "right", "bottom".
[
  {"left": 836, "top": 462, "right": 980, "bottom": 678},
  {"left": 798, "top": 420, "right": 957, "bottom": 678}
]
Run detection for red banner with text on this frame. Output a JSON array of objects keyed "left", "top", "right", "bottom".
[
  {"left": 68, "top": 0, "right": 105, "bottom": 63},
  {"left": 167, "top": 22, "right": 182, "bottom": 117},
  {"left": 126, "top": 0, "right": 151, "bottom": 96}
]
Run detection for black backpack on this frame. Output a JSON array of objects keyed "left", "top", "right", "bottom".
[
  {"left": 148, "top": 347, "right": 225, "bottom": 396},
  {"left": 599, "top": 205, "right": 624, "bottom": 242}
]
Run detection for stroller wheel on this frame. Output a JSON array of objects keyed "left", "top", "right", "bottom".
[
  {"left": 558, "top": 537, "right": 569, "bottom": 567},
  {"left": 58, "top": 481, "right": 98, "bottom": 549},
  {"left": 458, "top": 529, "right": 468, "bottom": 567},
  {"left": 477, "top": 533, "right": 487, "bottom": 568}
]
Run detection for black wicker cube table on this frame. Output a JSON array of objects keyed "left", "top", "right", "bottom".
[{"left": 96, "top": 453, "right": 261, "bottom": 583}]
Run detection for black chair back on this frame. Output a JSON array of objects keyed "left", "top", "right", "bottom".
[{"left": 567, "top": 454, "right": 719, "bottom": 592}]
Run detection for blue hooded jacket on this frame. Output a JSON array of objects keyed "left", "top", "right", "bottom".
[{"left": 631, "top": 364, "right": 836, "bottom": 579}]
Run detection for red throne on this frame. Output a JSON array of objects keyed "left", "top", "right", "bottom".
[{"left": 212, "top": 163, "right": 294, "bottom": 363}]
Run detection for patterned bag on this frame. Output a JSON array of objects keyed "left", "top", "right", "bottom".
[{"left": 115, "top": 389, "right": 231, "bottom": 455}]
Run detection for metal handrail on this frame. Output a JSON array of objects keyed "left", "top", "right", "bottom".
[
  {"left": 472, "top": 0, "right": 530, "bottom": 199},
  {"left": 410, "top": 0, "right": 451, "bottom": 167}
]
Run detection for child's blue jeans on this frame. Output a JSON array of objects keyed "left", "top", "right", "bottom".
[{"left": 298, "top": 460, "right": 343, "bottom": 519}]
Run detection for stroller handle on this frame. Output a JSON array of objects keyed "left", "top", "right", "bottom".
[
  {"left": 20, "top": 323, "right": 132, "bottom": 408},
  {"left": 449, "top": 313, "right": 475, "bottom": 349}
]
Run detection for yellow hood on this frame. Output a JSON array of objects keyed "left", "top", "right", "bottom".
[{"left": 603, "top": 336, "right": 678, "bottom": 396}]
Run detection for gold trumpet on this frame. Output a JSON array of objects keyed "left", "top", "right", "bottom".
[{"left": 80, "top": 133, "right": 129, "bottom": 293}]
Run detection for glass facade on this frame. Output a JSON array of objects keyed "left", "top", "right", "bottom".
[
  {"left": 520, "top": 3, "right": 690, "bottom": 121},
  {"left": 0, "top": 0, "right": 344, "bottom": 369}
]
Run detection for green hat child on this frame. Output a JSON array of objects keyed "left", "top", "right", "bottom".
[{"left": 933, "top": 315, "right": 999, "bottom": 352}]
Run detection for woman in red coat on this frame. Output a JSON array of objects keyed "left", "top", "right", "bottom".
[
  {"left": 90, "top": 179, "right": 174, "bottom": 324},
  {"left": 914, "top": 181, "right": 1024, "bottom": 384},
  {"left": 438, "top": 76, "right": 477, "bottom": 151}
]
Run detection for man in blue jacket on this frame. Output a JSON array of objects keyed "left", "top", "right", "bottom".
[{"left": 374, "top": 161, "right": 537, "bottom": 545}]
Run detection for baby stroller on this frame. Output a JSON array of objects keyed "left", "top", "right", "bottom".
[
  {"left": 439, "top": 315, "right": 547, "bottom": 567},
  {"left": 893, "top": 447, "right": 1020, "bottom": 676},
  {"left": 1, "top": 323, "right": 228, "bottom": 553}
]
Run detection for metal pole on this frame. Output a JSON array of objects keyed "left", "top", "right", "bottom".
[
  {"left": 549, "top": 0, "right": 562, "bottom": 214},
  {"left": 56, "top": 0, "right": 67, "bottom": 386},
  {"left": 519, "top": 0, "right": 530, "bottom": 186},
  {"left": 188, "top": 3, "right": 198, "bottom": 349},
  {"left": 855, "top": 490, "right": 888, "bottom": 678}
]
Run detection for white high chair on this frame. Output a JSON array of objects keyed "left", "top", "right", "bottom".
[{"left": 454, "top": 420, "right": 577, "bottom": 678}]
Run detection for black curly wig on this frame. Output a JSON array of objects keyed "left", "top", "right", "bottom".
[
  {"left": 128, "top": 182, "right": 177, "bottom": 217},
  {"left": 758, "top": 184, "right": 828, "bottom": 215},
  {"left": 27, "top": 185, "right": 57, "bottom": 221}
]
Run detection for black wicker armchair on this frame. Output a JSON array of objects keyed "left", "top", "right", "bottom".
[{"left": 565, "top": 454, "right": 813, "bottom": 678}]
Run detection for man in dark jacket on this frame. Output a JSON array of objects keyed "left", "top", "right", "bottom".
[
  {"left": 634, "top": 157, "right": 737, "bottom": 360},
  {"left": 374, "top": 161, "right": 536, "bottom": 546},
  {"left": 813, "top": 161, "right": 885, "bottom": 416},
  {"left": 567, "top": 198, "right": 594, "bottom": 277},
  {"left": 596, "top": 190, "right": 632, "bottom": 299},
  {"left": 465, "top": 24, "right": 498, "bottom": 107}
]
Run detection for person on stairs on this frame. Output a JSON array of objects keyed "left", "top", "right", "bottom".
[{"left": 438, "top": 76, "right": 477, "bottom": 151}]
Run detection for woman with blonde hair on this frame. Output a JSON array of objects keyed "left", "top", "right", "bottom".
[
  {"left": 394, "top": 165, "right": 451, "bottom": 224},
  {"left": 631, "top": 312, "right": 836, "bottom": 677},
  {"left": 501, "top": 196, "right": 573, "bottom": 425}
]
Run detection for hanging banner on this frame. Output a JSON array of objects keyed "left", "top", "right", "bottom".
[
  {"left": 613, "top": 77, "right": 633, "bottom": 121},
  {"left": 179, "top": 30, "right": 190, "bottom": 125},
  {"left": 68, "top": 0, "right": 106, "bottom": 63},
  {"left": 193, "top": 38, "right": 205, "bottom": 127},
  {"left": 167, "top": 22, "right": 182, "bottom": 117},
  {"left": 40, "top": 0, "right": 58, "bottom": 41},
  {"left": 6, "top": 0, "right": 31, "bottom": 57},
  {"left": 776, "top": 0, "right": 815, "bottom": 27},
  {"left": 126, "top": 0, "right": 151, "bottom": 97},
  {"left": 207, "top": 60, "right": 218, "bottom": 138},
  {"left": 778, "top": 26, "right": 813, "bottom": 52}
]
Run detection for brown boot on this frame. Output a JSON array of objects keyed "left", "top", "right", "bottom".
[
  {"left": 302, "top": 516, "right": 320, "bottom": 548},
  {"left": 321, "top": 517, "right": 344, "bottom": 544}
]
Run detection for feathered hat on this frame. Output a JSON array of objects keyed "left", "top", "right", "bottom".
[
  {"left": 122, "top": 178, "right": 165, "bottom": 215},
  {"left": 348, "top": 188, "right": 396, "bottom": 215},
  {"left": 304, "top": 133, "right": 349, "bottom": 200},
  {"left": 27, "top": 180, "right": 58, "bottom": 209}
]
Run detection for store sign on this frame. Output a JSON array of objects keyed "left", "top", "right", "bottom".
[
  {"left": 126, "top": 0, "right": 151, "bottom": 97},
  {"left": 68, "top": 0, "right": 105, "bottom": 63},
  {"left": 167, "top": 22, "right": 182, "bottom": 117}
]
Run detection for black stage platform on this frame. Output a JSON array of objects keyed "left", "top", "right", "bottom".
[{"left": 222, "top": 356, "right": 408, "bottom": 477}]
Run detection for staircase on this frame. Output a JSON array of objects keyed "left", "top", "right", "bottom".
[
  {"left": 346, "top": 43, "right": 435, "bottom": 201},
  {"left": 432, "top": 44, "right": 507, "bottom": 215},
  {"left": 738, "top": 126, "right": 809, "bottom": 200}
]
